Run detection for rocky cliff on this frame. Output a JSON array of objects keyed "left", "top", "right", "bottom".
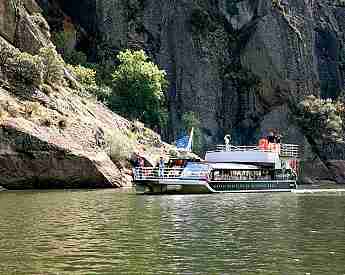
[
  {"left": 37, "top": 0, "right": 345, "bottom": 183},
  {"left": 0, "top": 0, "right": 183, "bottom": 189},
  {"left": 2, "top": 0, "right": 345, "bottom": 184}
]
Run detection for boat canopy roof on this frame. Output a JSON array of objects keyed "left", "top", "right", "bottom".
[{"left": 209, "top": 163, "right": 261, "bottom": 170}]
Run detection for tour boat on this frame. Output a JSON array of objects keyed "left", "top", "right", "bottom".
[{"left": 133, "top": 142, "right": 299, "bottom": 194}]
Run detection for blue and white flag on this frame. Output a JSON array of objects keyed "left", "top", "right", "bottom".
[{"left": 175, "top": 128, "right": 194, "bottom": 152}]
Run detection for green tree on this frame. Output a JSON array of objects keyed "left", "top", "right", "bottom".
[
  {"left": 182, "top": 111, "right": 202, "bottom": 153},
  {"left": 110, "top": 49, "right": 168, "bottom": 127}
]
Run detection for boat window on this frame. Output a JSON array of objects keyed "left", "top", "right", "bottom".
[{"left": 181, "top": 163, "right": 210, "bottom": 178}]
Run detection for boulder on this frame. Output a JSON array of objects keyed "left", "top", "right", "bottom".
[{"left": 0, "top": 119, "right": 123, "bottom": 189}]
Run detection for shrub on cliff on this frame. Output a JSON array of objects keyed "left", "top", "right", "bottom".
[
  {"left": 106, "top": 129, "right": 136, "bottom": 161},
  {"left": 67, "top": 64, "right": 111, "bottom": 102},
  {"left": 38, "top": 46, "right": 65, "bottom": 84},
  {"left": 11, "top": 52, "right": 44, "bottom": 86},
  {"left": 67, "top": 64, "right": 96, "bottom": 86},
  {"left": 0, "top": 43, "right": 19, "bottom": 70},
  {"left": 85, "top": 85, "right": 112, "bottom": 102},
  {"left": 292, "top": 95, "right": 344, "bottom": 142},
  {"left": 110, "top": 49, "right": 168, "bottom": 128}
]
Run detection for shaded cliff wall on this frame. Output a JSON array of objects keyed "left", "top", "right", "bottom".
[
  {"left": 38, "top": 0, "right": 345, "bottom": 182},
  {"left": 44, "top": 0, "right": 344, "bottom": 142}
]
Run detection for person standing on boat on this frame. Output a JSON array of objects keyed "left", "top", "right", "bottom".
[
  {"left": 224, "top": 134, "right": 231, "bottom": 151},
  {"left": 267, "top": 130, "right": 275, "bottom": 144},
  {"left": 159, "top": 156, "right": 165, "bottom": 177},
  {"left": 134, "top": 155, "right": 144, "bottom": 179}
]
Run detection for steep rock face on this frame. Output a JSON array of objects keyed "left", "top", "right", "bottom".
[
  {"left": 0, "top": 78, "right": 133, "bottom": 189},
  {"left": 47, "top": 0, "right": 331, "bottom": 139},
  {"left": 0, "top": 120, "right": 122, "bottom": 189},
  {"left": 0, "top": 0, "right": 177, "bottom": 189},
  {"left": 39, "top": 0, "right": 345, "bottom": 182},
  {"left": 0, "top": 0, "right": 51, "bottom": 54}
]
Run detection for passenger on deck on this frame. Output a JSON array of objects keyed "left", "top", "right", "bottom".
[
  {"left": 134, "top": 155, "right": 144, "bottom": 179},
  {"left": 267, "top": 131, "right": 275, "bottom": 144},
  {"left": 274, "top": 130, "right": 282, "bottom": 144},
  {"left": 224, "top": 134, "right": 231, "bottom": 151},
  {"left": 159, "top": 156, "right": 165, "bottom": 177}
]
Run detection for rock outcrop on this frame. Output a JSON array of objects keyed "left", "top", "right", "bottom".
[{"left": 0, "top": 0, "right": 179, "bottom": 189}]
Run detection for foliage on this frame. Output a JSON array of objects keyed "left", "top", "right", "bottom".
[
  {"left": 52, "top": 31, "right": 87, "bottom": 65},
  {"left": 292, "top": 95, "right": 344, "bottom": 142},
  {"left": 190, "top": 7, "right": 211, "bottom": 34},
  {"left": 67, "top": 64, "right": 111, "bottom": 102},
  {"left": 85, "top": 85, "right": 112, "bottom": 102},
  {"left": 67, "top": 64, "right": 96, "bottom": 86},
  {"left": 0, "top": 43, "right": 19, "bottom": 69},
  {"left": 38, "top": 46, "right": 65, "bottom": 84},
  {"left": 1, "top": 45, "right": 65, "bottom": 87},
  {"left": 110, "top": 49, "right": 168, "bottom": 127},
  {"left": 52, "top": 32, "right": 70, "bottom": 53},
  {"left": 182, "top": 111, "right": 202, "bottom": 153},
  {"left": 11, "top": 52, "right": 44, "bottom": 86},
  {"left": 24, "top": 101, "right": 41, "bottom": 117},
  {"left": 65, "top": 50, "right": 88, "bottom": 66},
  {"left": 106, "top": 129, "right": 136, "bottom": 161}
]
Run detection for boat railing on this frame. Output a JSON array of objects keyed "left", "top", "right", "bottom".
[
  {"left": 133, "top": 167, "right": 185, "bottom": 181},
  {"left": 208, "top": 143, "right": 299, "bottom": 158},
  {"left": 280, "top": 144, "right": 299, "bottom": 158}
]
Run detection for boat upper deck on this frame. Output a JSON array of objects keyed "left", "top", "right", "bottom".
[{"left": 205, "top": 143, "right": 299, "bottom": 161}]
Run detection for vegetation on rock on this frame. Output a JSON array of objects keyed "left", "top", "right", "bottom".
[
  {"left": 38, "top": 46, "right": 65, "bottom": 84},
  {"left": 67, "top": 64, "right": 96, "bottom": 87},
  {"left": 1, "top": 43, "right": 64, "bottom": 88},
  {"left": 10, "top": 52, "right": 44, "bottom": 86},
  {"left": 106, "top": 129, "right": 137, "bottom": 161},
  {"left": 292, "top": 95, "right": 344, "bottom": 142},
  {"left": 109, "top": 49, "right": 168, "bottom": 128}
]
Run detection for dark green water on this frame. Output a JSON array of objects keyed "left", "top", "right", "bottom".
[{"left": 1, "top": 189, "right": 345, "bottom": 275}]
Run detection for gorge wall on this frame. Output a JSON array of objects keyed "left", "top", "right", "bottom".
[{"left": 38, "top": 0, "right": 345, "bottom": 182}]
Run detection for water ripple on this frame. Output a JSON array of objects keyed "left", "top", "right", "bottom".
[{"left": 0, "top": 190, "right": 345, "bottom": 274}]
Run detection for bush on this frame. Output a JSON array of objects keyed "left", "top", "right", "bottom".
[
  {"left": 24, "top": 102, "right": 41, "bottom": 117},
  {"left": 65, "top": 50, "right": 87, "bottom": 65},
  {"left": 106, "top": 129, "right": 136, "bottom": 161},
  {"left": 110, "top": 49, "right": 168, "bottom": 128},
  {"left": 85, "top": 85, "right": 111, "bottom": 102},
  {"left": 0, "top": 43, "right": 19, "bottom": 69},
  {"left": 11, "top": 52, "right": 44, "bottom": 86},
  {"left": 67, "top": 64, "right": 96, "bottom": 86},
  {"left": 38, "top": 46, "right": 65, "bottom": 84},
  {"left": 293, "top": 95, "right": 344, "bottom": 142},
  {"left": 190, "top": 7, "right": 211, "bottom": 34}
]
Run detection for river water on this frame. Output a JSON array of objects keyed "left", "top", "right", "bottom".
[{"left": 0, "top": 189, "right": 345, "bottom": 275}]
